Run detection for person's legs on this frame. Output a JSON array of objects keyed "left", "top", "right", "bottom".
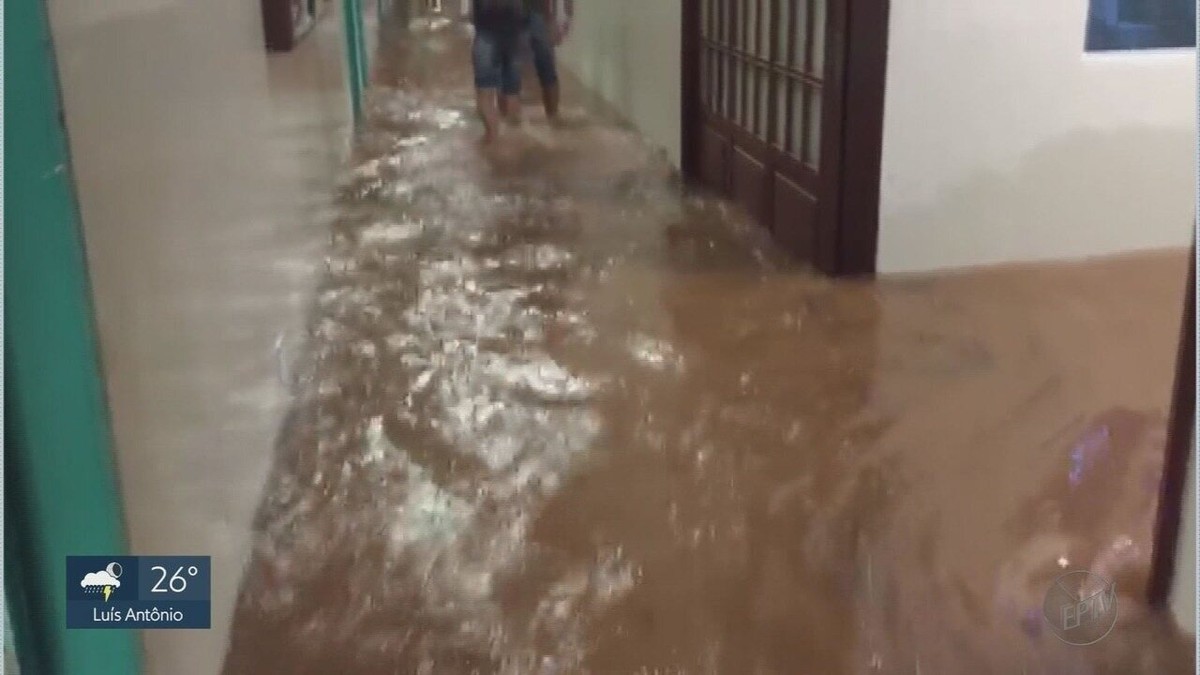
[
  {"left": 528, "top": 12, "right": 560, "bottom": 120},
  {"left": 498, "top": 33, "right": 524, "bottom": 125},
  {"left": 472, "top": 29, "right": 504, "bottom": 143}
]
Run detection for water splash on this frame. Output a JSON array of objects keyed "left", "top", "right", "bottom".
[{"left": 1069, "top": 424, "right": 1111, "bottom": 487}]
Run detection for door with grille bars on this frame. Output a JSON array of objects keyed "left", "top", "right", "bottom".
[{"left": 687, "top": 0, "right": 850, "bottom": 269}]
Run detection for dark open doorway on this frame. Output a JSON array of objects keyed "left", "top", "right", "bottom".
[{"left": 680, "top": 0, "right": 890, "bottom": 276}]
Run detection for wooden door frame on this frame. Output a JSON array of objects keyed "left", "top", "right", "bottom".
[
  {"left": 681, "top": 0, "right": 890, "bottom": 277},
  {"left": 1147, "top": 246, "right": 1195, "bottom": 608}
]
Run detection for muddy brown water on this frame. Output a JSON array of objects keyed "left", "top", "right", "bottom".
[{"left": 221, "top": 15, "right": 1194, "bottom": 674}]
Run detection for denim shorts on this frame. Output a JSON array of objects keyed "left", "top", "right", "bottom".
[
  {"left": 472, "top": 28, "right": 522, "bottom": 95},
  {"left": 527, "top": 12, "right": 559, "bottom": 87}
]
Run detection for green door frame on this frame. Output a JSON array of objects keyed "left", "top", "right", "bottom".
[{"left": 4, "top": 0, "right": 141, "bottom": 673}]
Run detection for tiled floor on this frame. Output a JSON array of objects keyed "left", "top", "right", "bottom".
[
  {"left": 5, "top": 603, "right": 18, "bottom": 674},
  {"left": 216, "top": 14, "right": 1194, "bottom": 675},
  {"left": 49, "top": 6, "right": 353, "bottom": 673}
]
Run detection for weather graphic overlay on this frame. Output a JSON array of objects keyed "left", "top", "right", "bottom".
[
  {"left": 80, "top": 561, "right": 125, "bottom": 602},
  {"left": 67, "top": 556, "right": 211, "bottom": 629}
]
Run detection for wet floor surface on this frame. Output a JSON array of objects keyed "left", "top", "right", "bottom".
[{"left": 222, "top": 16, "right": 1195, "bottom": 674}]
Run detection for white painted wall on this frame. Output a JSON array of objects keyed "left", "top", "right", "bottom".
[
  {"left": 558, "top": 0, "right": 683, "bottom": 166},
  {"left": 1170, "top": 428, "right": 1196, "bottom": 635},
  {"left": 877, "top": 1, "right": 1196, "bottom": 273},
  {"left": 560, "top": 1, "right": 1193, "bottom": 273}
]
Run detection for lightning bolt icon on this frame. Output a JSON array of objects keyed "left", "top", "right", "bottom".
[{"left": 103, "top": 586, "right": 113, "bottom": 602}]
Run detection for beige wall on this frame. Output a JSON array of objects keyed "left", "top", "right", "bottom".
[
  {"left": 1170, "top": 428, "right": 1196, "bottom": 635},
  {"left": 559, "top": 0, "right": 683, "bottom": 166},
  {"left": 877, "top": 1, "right": 1196, "bottom": 273},
  {"left": 45, "top": 1, "right": 350, "bottom": 672}
]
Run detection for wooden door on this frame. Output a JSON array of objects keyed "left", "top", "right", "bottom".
[
  {"left": 1147, "top": 246, "right": 1195, "bottom": 608},
  {"left": 682, "top": 0, "right": 889, "bottom": 276}
]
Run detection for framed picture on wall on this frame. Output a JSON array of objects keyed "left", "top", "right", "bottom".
[{"left": 1086, "top": 0, "right": 1197, "bottom": 50}]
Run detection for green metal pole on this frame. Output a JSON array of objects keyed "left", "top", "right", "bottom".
[
  {"left": 4, "top": 0, "right": 141, "bottom": 674},
  {"left": 353, "top": 0, "right": 370, "bottom": 96},
  {"left": 343, "top": 0, "right": 368, "bottom": 125}
]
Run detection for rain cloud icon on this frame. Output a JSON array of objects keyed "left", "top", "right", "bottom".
[{"left": 80, "top": 562, "right": 123, "bottom": 602}]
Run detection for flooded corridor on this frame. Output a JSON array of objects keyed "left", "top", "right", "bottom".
[{"left": 221, "top": 16, "right": 1193, "bottom": 674}]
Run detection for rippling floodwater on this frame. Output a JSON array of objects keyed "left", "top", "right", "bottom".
[{"left": 221, "top": 14, "right": 1194, "bottom": 675}]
